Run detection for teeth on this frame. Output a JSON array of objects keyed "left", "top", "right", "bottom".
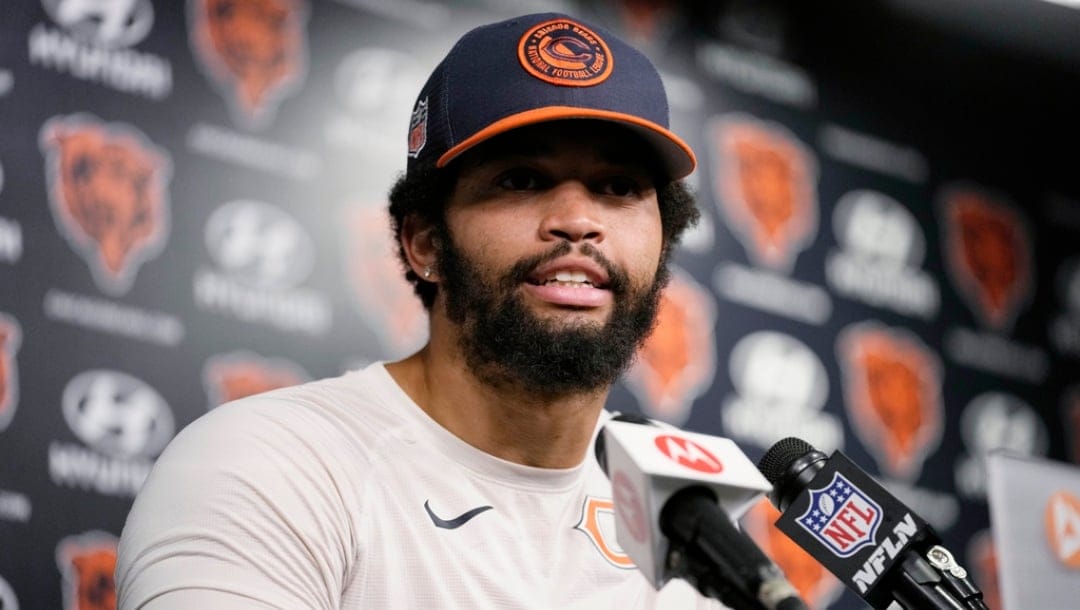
[{"left": 554, "top": 270, "right": 589, "bottom": 283}]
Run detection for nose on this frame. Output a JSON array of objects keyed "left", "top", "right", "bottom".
[{"left": 538, "top": 181, "right": 605, "bottom": 244}]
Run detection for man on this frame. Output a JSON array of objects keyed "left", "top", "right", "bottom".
[{"left": 117, "top": 12, "right": 720, "bottom": 609}]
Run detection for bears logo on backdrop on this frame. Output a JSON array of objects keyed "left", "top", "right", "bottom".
[
  {"left": 342, "top": 204, "right": 428, "bottom": 359},
  {"left": 203, "top": 350, "right": 309, "bottom": 408},
  {"left": 574, "top": 496, "right": 634, "bottom": 569},
  {"left": 39, "top": 114, "right": 172, "bottom": 295},
  {"left": 56, "top": 531, "right": 118, "bottom": 610},
  {"left": 624, "top": 266, "right": 716, "bottom": 426},
  {"left": 0, "top": 314, "right": 22, "bottom": 433},
  {"left": 188, "top": 0, "right": 309, "bottom": 128},
  {"left": 712, "top": 114, "right": 818, "bottom": 273},
  {"left": 941, "top": 186, "right": 1033, "bottom": 332},
  {"left": 838, "top": 321, "right": 943, "bottom": 480},
  {"left": 742, "top": 499, "right": 843, "bottom": 609}
]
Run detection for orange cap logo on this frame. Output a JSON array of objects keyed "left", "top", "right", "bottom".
[
  {"left": 839, "top": 322, "right": 943, "bottom": 480},
  {"left": 40, "top": 114, "right": 171, "bottom": 295},
  {"left": 1045, "top": 490, "right": 1080, "bottom": 569},
  {"left": 518, "top": 18, "right": 613, "bottom": 86},
  {"left": 942, "top": 187, "right": 1032, "bottom": 331}
]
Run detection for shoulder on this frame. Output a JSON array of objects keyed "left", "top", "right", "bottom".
[{"left": 172, "top": 362, "right": 411, "bottom": 465}]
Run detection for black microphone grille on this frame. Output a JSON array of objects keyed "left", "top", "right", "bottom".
[{"left": 757, "top": 437, "right": 817, "bottom": 485}]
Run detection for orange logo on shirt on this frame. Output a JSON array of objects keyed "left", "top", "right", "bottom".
[
  {"left": 1045, "top": 490, "right": 1080, "bottom": 569},
  {"left": 518, "top": 18, "right": 613, "bottom": 86},
  {"left": 743, "top": 499, "right": 843, "bottom": 609},
  {"left": 56, "top": 532, "right": 118, "bottom": 610},
  {"left": 40, "top": 114, "right": 171, "bottom": 295},
  {"left": 575, "top": 496, "right": 635, "bottom": 569},
  {"left": 189, "top": 0, "right": 308, "bottom": 126},
  {"left": 838, "top": 322, "right": 943, "bottom": 480},
  {"left": 626, "top": 268, "right": 716, "bottom": 425},
  {"left": 714, "top": 116, "right": 817, "bottom": 272},
  {"left": 942, "top": 187, "right": 1032, "bottom": 331}
]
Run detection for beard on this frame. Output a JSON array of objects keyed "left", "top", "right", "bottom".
[{"left": 437, "top": 232, "right": 669, "bottom": 398}]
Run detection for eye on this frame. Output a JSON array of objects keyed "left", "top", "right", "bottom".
[
  {"left": 496, "top": 168, "right": 546, "bottom": 191},
  {"left": 597, "top": 175, "right": 644, "bottom": 198}
]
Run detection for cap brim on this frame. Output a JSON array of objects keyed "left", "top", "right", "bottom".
[{"left": 436, "top": 106, "right": 697, "bottom": 180}]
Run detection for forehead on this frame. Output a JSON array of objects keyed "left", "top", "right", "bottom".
[{"left": 453, "top": 120, "right": 663, "bottom": 174}]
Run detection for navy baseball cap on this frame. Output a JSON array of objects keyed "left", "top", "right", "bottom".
[{"left": 406, "top": 12, "right": 696, "bottom": 180}]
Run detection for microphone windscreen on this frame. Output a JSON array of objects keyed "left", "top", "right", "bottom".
[{"left": 757, "top": 437, "right": 816, "bottom": 485}]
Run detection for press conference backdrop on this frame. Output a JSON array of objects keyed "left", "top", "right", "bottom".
[{"left": 1, "top": 1, "right": 1079, "bottom": 608}]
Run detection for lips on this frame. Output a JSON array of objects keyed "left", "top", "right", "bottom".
[
  {"left": 527, "top": 258, "right": 610, "bottom": 289},
  {"left": 523, "top": 257, "right": 612, "bottom": 308}
]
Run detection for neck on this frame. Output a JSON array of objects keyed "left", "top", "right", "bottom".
[{"left": 385, "top": 315, "right": 609, "bottom": 469}]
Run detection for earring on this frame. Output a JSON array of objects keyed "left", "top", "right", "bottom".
[{"left": 422, "top": 266, "right": 433, "bottom": 279}]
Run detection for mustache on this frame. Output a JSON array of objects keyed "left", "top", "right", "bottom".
[{"left": 503, "top": 241, "right": 630, "bottom": 294}]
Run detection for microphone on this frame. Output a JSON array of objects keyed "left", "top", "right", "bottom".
[
  {"left": 757, "top": 437, "right": 989, "bottom": 610},
  {"left": 595, "top": 414, "right": 809, "bottom": 610}
]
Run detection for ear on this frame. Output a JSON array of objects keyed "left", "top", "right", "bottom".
[{"left": 399, "top": 214, "right": 440, "bottom": 281}]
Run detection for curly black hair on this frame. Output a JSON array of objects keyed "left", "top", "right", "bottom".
[{"left": 387, "top": 161, "right": 700, "bottom": 309}]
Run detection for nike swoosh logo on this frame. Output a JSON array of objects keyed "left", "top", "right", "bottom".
[{"left": 424, "top": 499, "right": 494, "bottom": 529}]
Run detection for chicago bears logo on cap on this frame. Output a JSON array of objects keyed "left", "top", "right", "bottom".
[{"left": 518, "top": 18, "right": 613, "bottom": 86}]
